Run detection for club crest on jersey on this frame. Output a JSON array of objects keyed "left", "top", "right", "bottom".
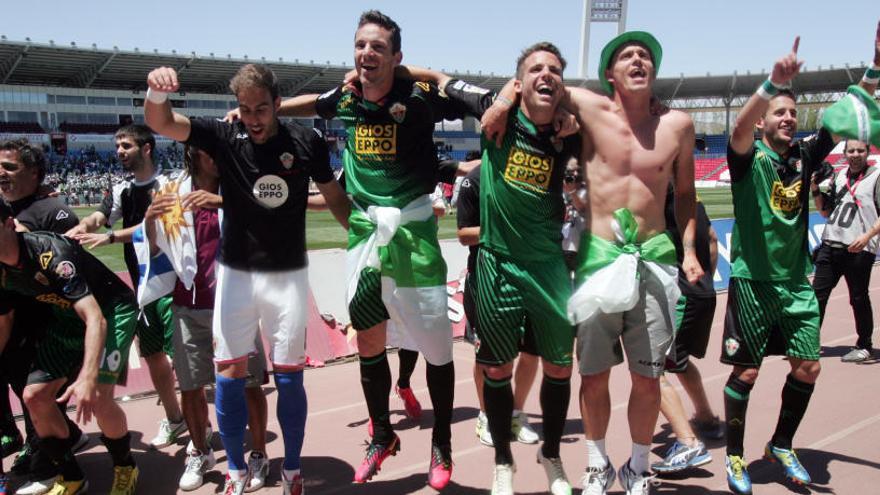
[
  {"left": 55, "top": 210, "right": 69, "bottom": 221},
  {"left": 34, "top": 272, "right": 50, "bottom": 286},
  {"left": 389, "top": 102, "right": 407, "bottom": 123},
  {"left": 280, "top": 152, "right": 295, "bottom": 170},
  {"left": 724, "top": 338, "right": 740, "bottom": 357},
  {"left": 55, "top": 261, "right": 76, "bottom": 279},
  {"left": 39, "top": 252, "right": 53, "bottom": 270}
]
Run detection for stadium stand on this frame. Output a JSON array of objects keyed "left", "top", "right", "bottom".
[{"left": 0, "top": 121, "right": 44, "bottom": 133}]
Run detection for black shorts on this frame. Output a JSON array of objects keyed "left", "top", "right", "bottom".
[
  {"left": 463, "top": 272, "right": 538, "bottom": 359},
  {"left": 665, "top": 294, "right": 716, "bottom": 373}
]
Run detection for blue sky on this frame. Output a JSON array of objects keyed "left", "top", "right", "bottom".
[{"left": 3, "top": 1, "right": 877, "bottom": 79}]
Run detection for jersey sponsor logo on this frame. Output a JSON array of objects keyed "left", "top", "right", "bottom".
[
  {"left": 451, "top": 80, "right": 490, "bottom": 95},
  {"left": 235, "top": 132, "right": 249, "bottom": 140},
  {"left": 252, "top": 174, "right": 289, "bottom": 208},
  {"left": 35, "top": 293, "right": 71, "bottom": 309},
  {"left": 503, "top": 147, "right": 553, "bottom": 191},
  {"left": 389, "top": 102, "right": 407, "bottom": 124},
  {"left": 724, "top": 337, "right": 740, "bottom": 357},
  {"left": 280, "top": 152, "right": 295, "bottom": 170},
  {"left": 770, "top": 180, "right": 802, "bottom": 213},
  {"left": 39, "top": 251, "right": 53, "bottom": 270},
  {"left": 55, "top": 210, "right": 69, "bottom": 221},
  {"left": 34, "top": 272, "right": 50, "bottom": 286},
  {"left": 55, "top": 261, "right": 76, "bottom": 279},
  {"left": 355, "top": 124, "right": 397, "bottom": 156}
]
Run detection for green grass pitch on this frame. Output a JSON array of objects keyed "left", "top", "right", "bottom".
[{"left": 73, "top": 186, "right": 736, "bottom": 274}]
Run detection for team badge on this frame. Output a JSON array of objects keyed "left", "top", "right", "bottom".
[
  {"left": 552, "top": 137, "right": 564, "bottom": 153},
  {"left": 39, "top": 252, "right": 53, "bottom": 270},
  {"left": 389, "top": 102, "right": 407, "bottom": 123},
  {"left": 794, "top": 160, "right": 803, "bottom": 173},
  {"left": 724, "top": 338, "right": 740, "bottom": 357},
  {"left": 55, "top": 210, "right": 69, "bottom": 221},
  {"left": 280, "top": 152, "right": 295, "bottom": 170},
  {"left": 34, "top": 273, "right": 49, "bottom": 286},
  {"left": 55, "top": 261, "right": 76, "bottom": 279}
]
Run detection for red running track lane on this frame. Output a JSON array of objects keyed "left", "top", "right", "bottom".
[{"left": 4, "top": 268, "right": 879, "bottom": 494}]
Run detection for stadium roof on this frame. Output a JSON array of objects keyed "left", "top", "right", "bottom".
[{"left": 0, "top": 38, "right": 874, "bottom": 101}]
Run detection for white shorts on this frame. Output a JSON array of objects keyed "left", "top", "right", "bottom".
[{"left": 214, "top": 263, "right": 309, "bottom": 368}]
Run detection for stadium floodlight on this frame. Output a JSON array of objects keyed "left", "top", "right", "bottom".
[{"left": 578, "top": 0, "right": 628, "bottom": 79}]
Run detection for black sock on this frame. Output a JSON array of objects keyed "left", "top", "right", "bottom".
[
  {"left": 770, "top": 374, "right": 815, "bottom": 450},
  {"left": 426, "top": 361, "right": 454, "bottom": 447},
  {"left": 483, "top": 373, "right": 514, "bottom": 465},
  {"left": 360, "top": 351, "right": 393, "bottom": 444},
  {"left": 540, "top": 374, "right": 570, "bottom": 459},
  {"left": 39, "top": 436, "right": 83, "bottom": 480},
  {"left": 100, "top": 433, "right": 135, "bottom": 467},
  {"left": 397, "top": 349, "right": 419, "bottom": 389},
  {"left": 724, "top": 374, "right": 754, "bottom": 457}
]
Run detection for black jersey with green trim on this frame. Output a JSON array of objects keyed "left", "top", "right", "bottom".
[
  {"left": 443, "top": 79, "right": 580, "bottom": 261},
  {"left": 0, "top": 232, "right": 134, "bottom": 314},
  {"left": 4, "top": 194, "right": 81, "bottom": 343},
  {"left": 314, "top": 78, "right": 464, "bottom": 208},
  {"left": 186, "top": 118, "right": 334, "bottom": 271}
]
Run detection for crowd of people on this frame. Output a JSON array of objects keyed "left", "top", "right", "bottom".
[{"left": 0, "top": 10, "right": 878, "bottom": 495}]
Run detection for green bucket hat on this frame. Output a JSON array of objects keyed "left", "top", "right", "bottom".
[
  {"left": 598, "top": 31, "right": 663, "bottom": 95},
  {"left": 821, "top": 84, "right": 880, "bottom": 148}
]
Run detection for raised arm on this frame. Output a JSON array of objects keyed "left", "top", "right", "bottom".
[
  {"left": 729, "top": 37, "right": 802, "bottom": 155},
  {"left": 857, "top": 21, "right": 880, "bottom": 95},
  {"left": 144, "top": 67, "right": 193, "bottom": 143}
]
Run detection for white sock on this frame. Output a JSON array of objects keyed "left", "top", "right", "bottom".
[
  {"left": 586, "top": 439, "right": 608, "bottom": 469},
  {"left": 630, "top": 443, "right": 651, "bottom": 474},
  {"left": 228, "top": 469, "right": 247, "bottom": 481},
  {"left": 283, "top": 468, "right": 300, "bottom": 482}
]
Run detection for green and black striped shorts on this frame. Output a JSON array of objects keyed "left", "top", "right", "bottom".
[{"left": 721, "top": 277, "right": 820, "bottom": 366}]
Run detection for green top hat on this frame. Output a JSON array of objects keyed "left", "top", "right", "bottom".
[{"left": 598, "top": 31, "right": 663, "bottom": 95}]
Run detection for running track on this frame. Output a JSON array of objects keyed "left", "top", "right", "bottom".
[{"left": 5, "top": 269, "right": 879, "bottom": 494}]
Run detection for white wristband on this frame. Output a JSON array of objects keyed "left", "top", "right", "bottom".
[
  {"left": 146, "top": 88, "right": 168, "bottom": 104},
  {"left": 863, "top": 64, "right": 880, "bottom": 84}
]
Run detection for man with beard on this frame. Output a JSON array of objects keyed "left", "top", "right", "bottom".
[
  {"left": 721, "top": 30, "right": 877, "bottom": 494},
  {"left": 239, "top": 11, "right": 466, "bottom": 489},
  {"left": 145, "top": 63, "right": 350, "bottom": 495},
  {"left": 66, "top": 126, "right": 185, "bottom": 452},
  {"left": 0, "top": 139, "right": 88, "bottom": 495},
  {"left": 0, "top": 200, "right": 140, "bottom": 495},
  {"left": 812, "top": 139, "right": 880, "bottom": 363}
]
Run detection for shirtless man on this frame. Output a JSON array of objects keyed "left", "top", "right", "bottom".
[{"left": 551, "top": 32, "right": 702, "bottom": 495}]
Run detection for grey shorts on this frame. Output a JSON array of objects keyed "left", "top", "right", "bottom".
[
  {"left": 576, "top": 264, "right": 676, "bottom": 378},
  {"left": 171, "top": 305, "right": 268, "bottom": 391}
]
